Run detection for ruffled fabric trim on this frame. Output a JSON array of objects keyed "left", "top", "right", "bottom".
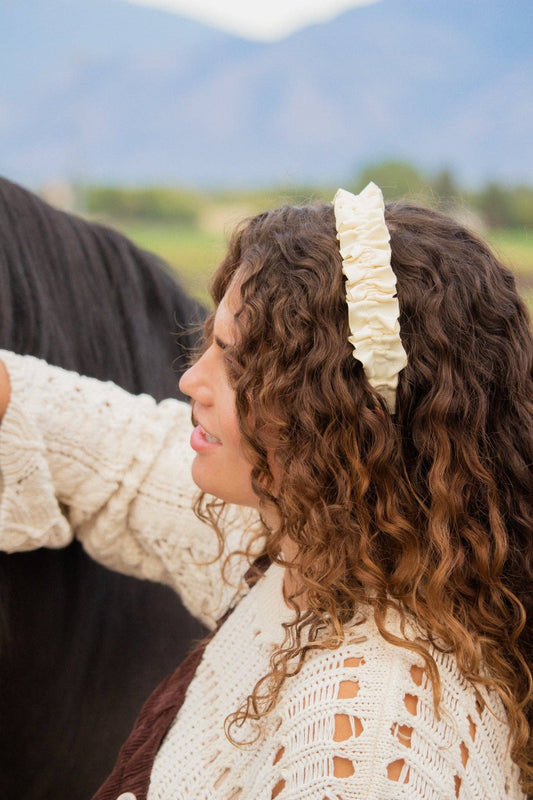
[{"left": 333, "top": 182, "right": 407, "bottom": 413}]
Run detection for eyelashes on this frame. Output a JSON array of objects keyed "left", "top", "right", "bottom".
[{"left": 214, "top": 335, "right": 229, "bottom": 351}]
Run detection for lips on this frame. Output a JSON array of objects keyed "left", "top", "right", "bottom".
[
  {"left": 199, "top": 424, "right": 221, "bottom": 444},
  {"left": 190, "top": 417, "right": 222, "bottom": 453}
]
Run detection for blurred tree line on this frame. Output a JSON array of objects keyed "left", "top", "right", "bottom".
[
  {"left": 79, "top": 161, "right": 533, "bottom": 229},
  {"left": 354, "top": 161, "right": 533, "bottom": 229},
  {"left": 83, "top": 185, "right": 203, "bottom": 225},
  {"left": 354, "top": 161, "right": 533, "bottom": 228}
]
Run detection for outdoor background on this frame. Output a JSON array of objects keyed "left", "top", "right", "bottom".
[{"left": 2, "top": 0, "right": 532, "bottom": 309}]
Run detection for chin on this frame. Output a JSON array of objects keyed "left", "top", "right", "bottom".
[
  {"left": 191, "top": 461, "right": 256, "bottom": 508},
  {"left": 190, "top": 459, "right": 211, "bottom": 495}
]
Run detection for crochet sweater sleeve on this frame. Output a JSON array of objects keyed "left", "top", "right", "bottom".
[{"left": 0, "top": 350, "right": 254, "bottom": 628}]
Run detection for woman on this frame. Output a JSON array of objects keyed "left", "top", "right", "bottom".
[
  {"left": 0, "top": 183, "right": 531, "bottom": 799},
  {"left": 0, "top": 176, "right": 206, "bottom": 800}
]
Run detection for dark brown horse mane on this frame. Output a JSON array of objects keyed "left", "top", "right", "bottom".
[{"left": 0, "top": 176, "right": 206, "bottom": 800}]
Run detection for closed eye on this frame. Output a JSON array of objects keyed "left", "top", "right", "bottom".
[{"left": 214, "top": 335, "right": 229, "bottom": 350}]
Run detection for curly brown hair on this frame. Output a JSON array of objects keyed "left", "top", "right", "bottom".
[{"left": 196, "top": 201, "right": 533, "bottom": 791}]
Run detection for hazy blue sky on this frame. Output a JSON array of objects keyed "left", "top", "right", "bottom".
[{"left": 125, "top": 0, "right": 379, "bottom": 40}]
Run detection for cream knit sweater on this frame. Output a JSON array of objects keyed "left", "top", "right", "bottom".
[{"left": 0, "top": 351, "right": 524, "bottom": 800}]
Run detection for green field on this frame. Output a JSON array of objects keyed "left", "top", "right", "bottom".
[
  {"left": 487, "top": 229, "right": 533, "bottom": 276},
  {"left": 113, "top": 220, "right": 533, "bottom": 314},
  {"left": 117, "top": 222, "right": 226, "bottom": 305},
  {"left": 487, "top": 229, "right": 533, "bottom": 312}
]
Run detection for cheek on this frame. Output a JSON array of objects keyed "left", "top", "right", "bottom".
[{"left": 221, "top": 396, "right": 246, "bottom": 455}]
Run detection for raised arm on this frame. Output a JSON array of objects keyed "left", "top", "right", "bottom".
[{"left": 0, "top": 351, "right": 257, "bottom": 627}]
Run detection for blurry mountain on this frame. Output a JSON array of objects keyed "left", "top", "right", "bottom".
[{"left": 1, "top": 0, "right": 532, "bottom": 188}]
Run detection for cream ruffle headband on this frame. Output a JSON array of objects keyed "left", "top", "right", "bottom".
[{"left": 333, "top": 182, "right": 407, "bottom": 413}]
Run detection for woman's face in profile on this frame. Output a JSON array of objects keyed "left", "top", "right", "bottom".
[{"left": 179, "top": 283, "right": 258, "bottom": 510}]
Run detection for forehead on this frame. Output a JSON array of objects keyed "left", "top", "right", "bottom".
[{"left": 213, "top": 280, "right": 241, "bottom": 341}]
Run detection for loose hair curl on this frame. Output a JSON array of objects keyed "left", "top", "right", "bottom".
[{"left": 196, "top": 201, "right": 533, "bottom": 791}]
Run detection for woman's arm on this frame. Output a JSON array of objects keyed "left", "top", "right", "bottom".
[{"left": 0, "top": 351, "right": 257, "bottom": 627}]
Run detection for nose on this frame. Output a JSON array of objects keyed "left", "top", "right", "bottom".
[
  {"left": 179, "top": 355, "right": 211, "bottom": 405},
  {"left": 178, "top": 362, "right": 196, "bottom": 399}
]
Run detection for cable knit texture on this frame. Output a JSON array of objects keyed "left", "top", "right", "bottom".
[{"left": 0, "top": 350, "right": 524, "bottom": 800}]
